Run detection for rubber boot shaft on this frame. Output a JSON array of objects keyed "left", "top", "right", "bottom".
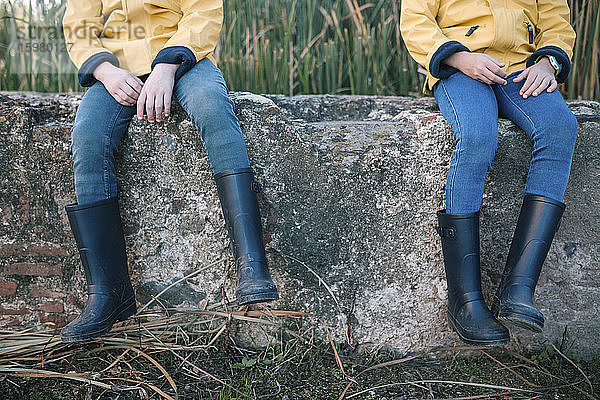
[
  {"left": 437, "top": 210, "right": 509, "bottom": 346},
  {"left": 493, "top": 195, "right": 565, "bottom": 332},
  {"left": 61, "top": 197, "right": 136, "bottom": 342},
  {"left": 215, "top": 168, "right": 279, "bottom": 305}
]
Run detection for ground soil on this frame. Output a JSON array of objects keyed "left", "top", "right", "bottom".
[{"left": 0, "top": 334, "right": 598, "bottom": 400}]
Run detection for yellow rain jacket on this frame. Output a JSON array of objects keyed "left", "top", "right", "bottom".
[
  {"left": 62, "top": 0, "right": 222, "bottom": 86},
  {"left": 400, "top": 0, "right": 576, "bottom": 93}
]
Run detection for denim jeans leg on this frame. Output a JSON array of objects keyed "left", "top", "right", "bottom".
[
  {"left": 70, "top": 81, "right": 136, "bottom": 204},
  {"left": 174, "top": 58, "right": 251, "bottom": 174},
  {"left": 493, "top": 74, "right": 578, "bottom": 202},
  {"left": 433, "top": 72, "right": 499, "bottom": 214}
]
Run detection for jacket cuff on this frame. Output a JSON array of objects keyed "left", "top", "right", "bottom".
[
  {"left": 526, "top": 46, "right": 571, "bottom": 83},
  {"left": 151, "top": 46, "right": 197, "bottom": 81},
  {"left": 78, "top": 52, "right": 120, "bottom": 87},
  {"left": 429, "top": 41, "right": 470, "bottom": 79}
]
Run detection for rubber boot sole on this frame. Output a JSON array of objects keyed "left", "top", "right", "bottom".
[
  {"left": 497, "top": 310, "right": 543, "bottom": 333},
  {"left": 448, "top": 312, "right": 510, "bottom": 347},
  {"left": 61, "top": 297, "right": 137, "bottom": 343}
]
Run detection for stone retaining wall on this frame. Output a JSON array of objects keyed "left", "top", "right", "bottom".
[{"left": 1, "top": 92, "right": 598, "bottom": 358}]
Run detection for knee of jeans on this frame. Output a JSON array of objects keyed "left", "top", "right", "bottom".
[
  {"left": 559, "top": 111, "right": 578, "bottom": 149},
  {"left": 456, "top": 125, "right": 498, "bottom": 167},
  {"left": 70, "top": 121, "right": 105, "bottom": 162},
  {"left": 539, "top": 110, "right": 578, "bottom": 158},
  {"left": 185, "top": 82, "right": 232, "bottom": 119}
]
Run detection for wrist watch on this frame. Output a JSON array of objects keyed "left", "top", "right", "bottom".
[{"left": 538, "top": 55, "right": 561, "bottom": 76}]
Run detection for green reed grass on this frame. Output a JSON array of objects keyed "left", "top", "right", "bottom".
[
  {"left": 219, "top": 0, "right": 423, "bottom": 96},
  {"left": 568, "top": 0, "right": 600, "bottom": 99},
  {"left": 1, "top": 0, "right": 77, "bottom": 92},
  {"left": 1, "top": 0, "right": 598, "bottom": 99}
]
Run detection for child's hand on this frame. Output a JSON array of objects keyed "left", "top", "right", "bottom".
[
  {"left": 444, "top": 51, "right": 508, "bottom": 85},
  {"left": 513, "top": 57, "right": 557, "bottom": 98},
  {"left": 136, "top": 63, "right": 179, "bottom": 123},
  {"left": 93, "top": 62, "right": 143, "bottom": 107}
]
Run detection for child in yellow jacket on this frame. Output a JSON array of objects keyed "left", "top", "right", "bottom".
[
  {"left": 401, "top": 0, "right": 577, "bottom": 345},
  {"left": 61, "top": 0, "right": 278, "bottom": 342}
]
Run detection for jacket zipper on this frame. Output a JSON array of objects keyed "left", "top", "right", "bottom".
[
  {"left": 465, "top": 25, "right": 480, "bottom": 37},
  {"left": 524, "top": 21, "right": 533, "bottom": 44}
]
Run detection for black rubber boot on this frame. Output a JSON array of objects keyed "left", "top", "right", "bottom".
[
  {"left": 437, "top": 210, "right": 510, "bottom": 346},
  {"left": 214, "top": 168, "right": 279, "bottom": 305},
  {"left": 492, "top": 195, "right": 565, "bottom": 332},
  {"left": 61, "top": 197, "right": 136, "bottom": 342}
]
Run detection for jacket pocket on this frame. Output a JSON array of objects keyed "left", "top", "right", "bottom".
[{"left": 515, "top": 9, "right": 536, "bottom": 51}]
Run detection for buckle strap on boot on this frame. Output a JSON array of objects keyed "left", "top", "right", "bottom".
[{"left": 437, "top": 226, "right": 456, "bottom": 238}]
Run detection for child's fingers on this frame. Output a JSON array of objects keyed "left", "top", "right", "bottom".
[
  {"left": 146, "top": 93, "right": 155, "bottom": 122},
  {"left": 487, "top": 62, "right": 508, "bottom": 79},
  {"left": 127, "top": 76, "right": 143, "bottom": 94},
  {"left": 519, "top": 71, "right": 537, "bottom": 96},
  {"left": 115, "top": 95, "right": 132, "bottom": 107},
  {"left": 532, "top": 76, "right": 551, "bottom": 96},
  {"left": 120, "top": 84, "right": 139, "bottom": 102},
  {"left": 118, "top": 92, "right": 136, "bottom": 106},
  {"left": 482, "top": 68, "right": 506, "bottom": 85},
  {"left": 546, "top": 79, "right": 558, "bottom": 93},
  {"left": 154, "top": 93, "right": 164, "bottom": 122},
  {"left": 476, "top": 73, "right": 493, "bottom": 85},
  {"left": 513, "top": 69, "right": 528, "bottom": 82},
  {"left": 137, "top": 92, "right": 146, "bottom": 120},
  {"left": 164, "top": 92, "right": 172, "bottom": 118},
  {"left": 113, "top": 89, "right": 134, "bottom": 106},
  {"left": 522, "top": 74, "right": 544, "bottom": 98}
]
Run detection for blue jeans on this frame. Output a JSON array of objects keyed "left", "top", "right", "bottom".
[
  {"left": 71, "top": 58, "right": 251, "bottom": 204},
  {"left": 434, "top": 71, "right": 578, "bottom": 214}
]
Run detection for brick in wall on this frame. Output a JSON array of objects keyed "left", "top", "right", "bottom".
[
  {"left": 0, "top": 243, "right": 69, "bottom": 257},
  {"left": 0, "top": 305, "right": 29, "bottom": 315},
  {"left": 3, "top": 262, "right": 62, "bottom": 276},
  {"left": 36, "top": 301, "right": 64, "bottom": 313},
  {"left": 0, "top": 282, "right": 17, "bottom": 296},
  {"left": 29, "top": 284, "right": 65, "bottom": 298}
]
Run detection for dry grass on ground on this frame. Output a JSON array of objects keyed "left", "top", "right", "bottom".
[{"left": 0, "top": 302, "right": 598, "bottom": 400}]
